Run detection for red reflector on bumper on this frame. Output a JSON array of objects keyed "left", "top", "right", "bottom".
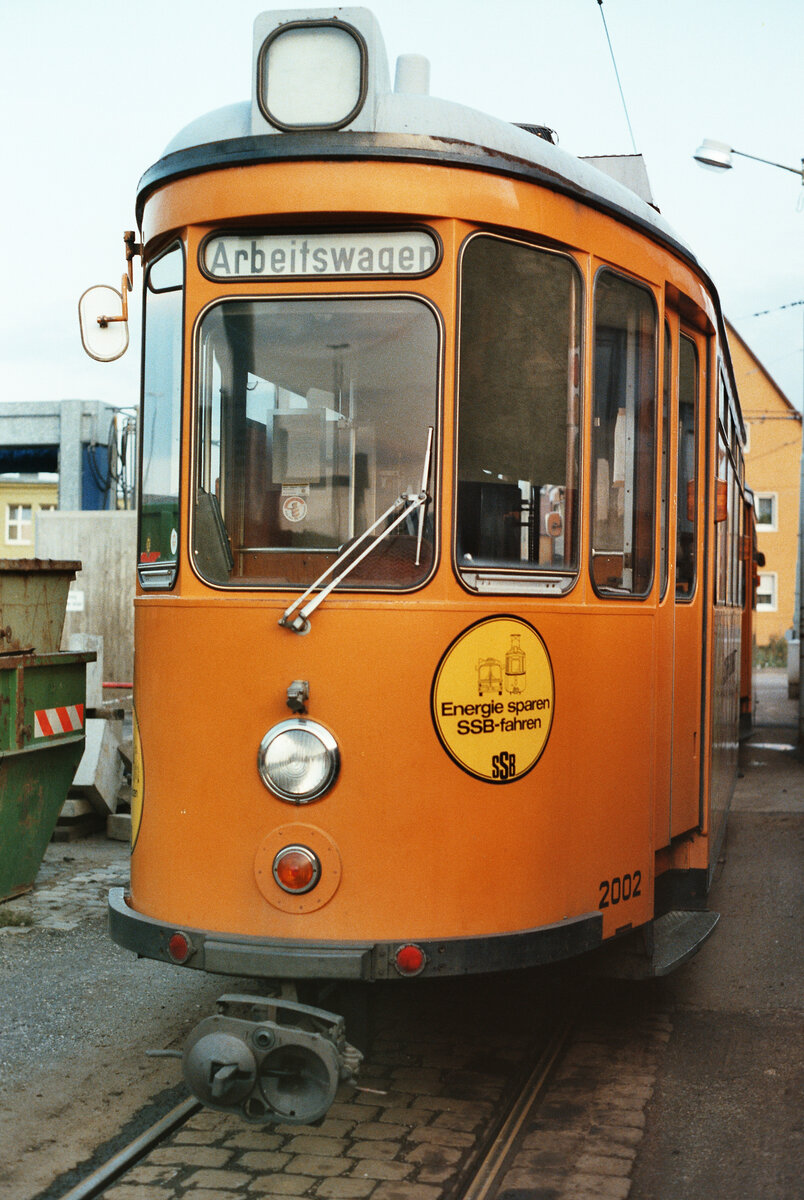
[
  {"left": 394, "top": 944, "right": 426, "bottom": 975},
  {"left": 167, "top": 932, "right": 192, "bottom": 963}
]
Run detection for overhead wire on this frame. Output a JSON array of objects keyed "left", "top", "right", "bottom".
[
  {"left": 739, "top": 299, "right": 804, "bottom": 319},
  {"left": 595, "top": 0, "right": 638, "bottom": 155}
]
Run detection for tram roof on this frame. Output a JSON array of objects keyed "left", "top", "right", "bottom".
[{"left": 139, "top": 93, "right": 691, "bottom": 263}]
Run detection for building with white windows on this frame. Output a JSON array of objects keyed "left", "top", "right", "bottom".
[
  {"left": 727, "top": 321, "right": 802, "bottom": 651},
  {"left": 0, "top": 475, "right": 58, "bottom": 558}
]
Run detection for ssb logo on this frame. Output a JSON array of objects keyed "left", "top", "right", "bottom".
[{"left": 491, "top": 751, "right": 517, "bottom": 781}]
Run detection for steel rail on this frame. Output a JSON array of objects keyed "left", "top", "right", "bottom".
[
  {"left": 55, "top": 1097, "right": 201, "bottom": 1200},
  {"left": 456, "top": 1013, "right": 577, "bottom": 1200}
]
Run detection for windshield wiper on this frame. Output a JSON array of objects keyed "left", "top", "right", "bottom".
[{"left": 279, "top": 426, "right": 433, "bottom": 634}]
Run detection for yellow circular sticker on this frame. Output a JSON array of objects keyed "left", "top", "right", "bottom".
[{"left": 431, "top": 616, "right": 554, "bottom": 783}]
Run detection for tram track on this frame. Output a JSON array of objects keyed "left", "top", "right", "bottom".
[
  {"left": 47, "top": 985, "right": 581, "bottom": 1200},
  {"left": 448, "top": 1011, "right": 578, "bottom": 1200},
  {"left": 53, "top": 1098, "right": 201, "bottom": 1200}
]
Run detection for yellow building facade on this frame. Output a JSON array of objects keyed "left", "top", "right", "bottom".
[
  {"left": 0, "top": 477, "right": 59, "bottom": 559},
  {"left": 727, "top": 322, "right": 801, "bottom": 648}
]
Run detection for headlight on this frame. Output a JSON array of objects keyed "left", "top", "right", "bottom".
[{"left": 257, "top": 719, "right": 340, "bottom": 803}]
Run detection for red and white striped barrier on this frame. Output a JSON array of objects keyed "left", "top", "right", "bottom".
[{"left": 34, "top": 705, "right": 85, "bottom": 739}]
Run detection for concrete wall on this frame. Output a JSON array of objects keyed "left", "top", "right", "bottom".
[{"left": 36, "top": 511, "right": 136, "bottom": 682}]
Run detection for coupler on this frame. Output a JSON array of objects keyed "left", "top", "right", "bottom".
[{"left": 182, "top": 994, "right": 363, "bottom": 1125}]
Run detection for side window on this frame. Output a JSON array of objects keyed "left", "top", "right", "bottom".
[
  {"left": 756, "top": 571, "right": 777, "bottom": 612},
  {"left": 456, "top": 234, "right": 582, "bottom": 591},
  {"left": 754, "top": 493, "right": 777, "bottom": 530},
  {"left": 676, "top": 335, "right": 699, "bottom": 599},
  {"left": 591, "top": 271, "right": 657, "bottom": 596},
  {"left": 138, "top": 244, "right": 185, "bottom": 589},
  {"left": 716, "top": 425, "right": 729, "bottom": 604},
  {"left": 6, "top": 504, "right": 32, "bottom": 545},
  {"left": 660, "top": 321, "right": 671, "bottom": 598},
  {"left": 715, "top": 368, "right": 744, "bottom": 609}
]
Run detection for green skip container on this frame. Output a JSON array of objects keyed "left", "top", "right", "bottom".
[{"left": 0, "top": 561, "right": 95, "bottom": 902}]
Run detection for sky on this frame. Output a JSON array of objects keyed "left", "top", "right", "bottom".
[{"left": 1, "top": 0, "right": 802, "bottom": 414}]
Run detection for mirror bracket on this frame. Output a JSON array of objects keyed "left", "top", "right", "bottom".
[
  {"left": 97, "top": 232, "right": 142, "bottom": 327},
  {"left": 97, "top": 275, "right": 129, "bottom": 327},
  {"left": 124, "top": 230, "right": 143, "bottom": 288}
]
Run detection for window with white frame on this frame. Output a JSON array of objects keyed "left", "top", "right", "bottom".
[
  {"left": 755, "top": 493, "right": 777, "bottom": 531},
  {"left": 6, "top": 504, "right": 32, "bottom": 544},
  {"left": 756, "top": 571, "right": 778, "bottom": 611}
]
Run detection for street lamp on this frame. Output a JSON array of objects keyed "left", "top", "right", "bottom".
[
  {"left": 693, "top": 136, "right": 804, "bottom": 746},
  {"left": 694, "top": 138, "right": 804, "bottom": 182}
]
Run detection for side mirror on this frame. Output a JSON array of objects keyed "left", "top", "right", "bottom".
[{"left": 78, "top": 284, "right": 130, "bottom": 362}]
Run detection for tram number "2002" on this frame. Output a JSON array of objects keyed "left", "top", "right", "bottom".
[{"left": 599, "top": 871, "right": 642, "bottom": 908}]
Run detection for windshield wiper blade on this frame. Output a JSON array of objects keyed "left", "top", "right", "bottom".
[
  {"left": 279, "top": 426, "right": 433, "bottom": 634},
  {"left": 414, "top": 425, "right": 434, "bottom": 568}
]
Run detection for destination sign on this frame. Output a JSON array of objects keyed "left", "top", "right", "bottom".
[{"left": 203, "top": 230, "right": 438, "bottom": 280}]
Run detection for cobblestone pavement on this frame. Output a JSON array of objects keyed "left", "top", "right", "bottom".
[
  {"left": 0, "top": 834, "right": 130, "bottom": 935},
  {"left": 497, "top": 987, "right": 671, "bottom": 1200},
  {"left": 104, "top": 1091, "right": 499, "bottom": 1200},
  {"left": 2, "top": 863, "right": 128, "bottom": 931}
]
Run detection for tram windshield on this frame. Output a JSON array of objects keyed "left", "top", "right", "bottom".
[
  {"left": 193, "top": 297, "right": 438, "bottom": 588},
  {"left": 456, "top": 235, "right": 582, "bottom": 590}
]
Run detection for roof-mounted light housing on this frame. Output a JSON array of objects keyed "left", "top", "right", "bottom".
[
  {"left": 257, "top": 20, "right": 367, "bottom": 130},
  {"left": 252, "top": 7, "right": 391, "bottom": 135}
]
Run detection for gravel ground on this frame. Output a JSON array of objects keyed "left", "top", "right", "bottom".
[{"left": 0, "top": 837, "right": 260, "bottom": 1200}]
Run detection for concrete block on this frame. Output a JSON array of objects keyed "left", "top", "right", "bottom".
[
  {"left": 787, "top": 638, "right": 799, "bottom": 698},
  {"left": 60, "top": 797, "right": 95, "bottom": 819},
  {"left": 106, "top": 811, "right": 131, "bottom": 842},
  {"left": 70, "top": 717, "right": 124, "bottom": 813},
  {"left": 68, "top": 633, "right": 104, "bottom": 707}
]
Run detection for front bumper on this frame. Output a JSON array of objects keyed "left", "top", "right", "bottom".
[{"left": 109, "top": 887, "right": 602, "bottom": 980}]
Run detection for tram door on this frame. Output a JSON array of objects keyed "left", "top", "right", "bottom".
[{"left": 669, "top": 329, "right": 704, "bottom": 837}]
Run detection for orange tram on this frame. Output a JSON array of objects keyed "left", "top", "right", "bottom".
[{"left": 81, "top": 7, "right": 757, "bottom": 1125}]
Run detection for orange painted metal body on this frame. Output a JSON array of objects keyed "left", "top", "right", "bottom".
[{"left": 129, "top": 158, "right": 745, "bottom": 963}]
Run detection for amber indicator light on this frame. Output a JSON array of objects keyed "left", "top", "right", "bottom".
[{"left": 273, "top": 846, "right": 321, "bottom": 894}]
